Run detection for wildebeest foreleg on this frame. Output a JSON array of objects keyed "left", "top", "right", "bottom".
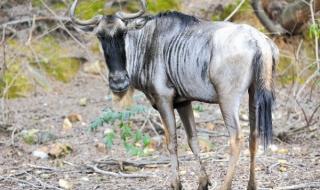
[
  {"left": 219, "top": 98, "right": 242, "bottom": 190},
  {"left": 247, "top": 88, "right": 258, "bottom": 190},
  {"left": 176, "top": 102, "right": 211, "bottom": 190},
  {"left": 157, "top": 98, "right": 182, "bottom": 190}
]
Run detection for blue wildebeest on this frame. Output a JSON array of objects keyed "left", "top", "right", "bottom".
[{"left": 70, "top": 0, "right": 278, "bottom": 189}]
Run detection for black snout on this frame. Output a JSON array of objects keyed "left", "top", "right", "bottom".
[{"left": 109, "top": 72, "right": 130, "bottom": 93}]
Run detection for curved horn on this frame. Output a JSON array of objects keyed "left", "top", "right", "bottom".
[
  {"left": 116, "top": 0, "right": 146, "bottom": 20},
  {"left": 70, "top": 0, "right": 103, "bottom": 26}
]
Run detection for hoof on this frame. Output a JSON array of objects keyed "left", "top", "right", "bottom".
[
  {"left": 220, "top": 184, "right": 232, "bottom": 190},
  {"left": 170, "top": 178, "right": 182, "bottom": 190},
  {"left": 197, "top": 175, "right": 211, "bottom": 190},
  {"left": 247, "top": 182, "right": 257, "bottom": 190}
]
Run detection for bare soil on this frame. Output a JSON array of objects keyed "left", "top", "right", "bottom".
[{"left": 0, "top": 68, "right": 319, "bottom": 190}]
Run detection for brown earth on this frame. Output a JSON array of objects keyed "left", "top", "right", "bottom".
[{"left": 0, "top": 68, "right": 319, "bottom": 190}]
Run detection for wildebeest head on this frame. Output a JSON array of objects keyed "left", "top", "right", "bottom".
[{"left": 70, "top": 0, "right": 147, "bottom": 93}]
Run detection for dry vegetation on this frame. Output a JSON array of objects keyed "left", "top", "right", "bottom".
[{"left": 0, "top": 0, "right": 319, "bottom": 189}]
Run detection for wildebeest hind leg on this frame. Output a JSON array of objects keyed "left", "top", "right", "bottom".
[
  {"left": 177, "top": 102, "right": 211, "bottom": 190},
  {"left": 219, "top": 96, "right": 242, "bottom": 190},
  {"left": 247, "top": 87, "right": 258, "bottom": 190}
]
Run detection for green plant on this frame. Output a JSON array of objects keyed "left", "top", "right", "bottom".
[
  {"left": 308, "top": 23, "right": 320, "bottom": 39},
  {"left": 90, "top": 105, "right": 146, "bottom": 130},
  {"left": 193, "top": 104, "right": 205, "bottom": 112},
  {"left": 91, "top": 105, "right": 152, "bottom": 156}
]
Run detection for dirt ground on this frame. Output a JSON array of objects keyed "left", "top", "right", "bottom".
[{"left": 0, "top": 67, "right": 319, "bottom": 190}]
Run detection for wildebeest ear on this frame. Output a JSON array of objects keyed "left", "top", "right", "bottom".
[{"left": 126, "top": 18, "right": 147, "bottom": 30}]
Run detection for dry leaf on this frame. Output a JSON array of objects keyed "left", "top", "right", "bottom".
[
  {"left": 144, "top": 147, "right": 156, "bottom": 154},
  {"left": 206, "top": 123, "right": 216, "bottom": 130},
  {"left": 276, "top": 148, "right": 289, "bottom": 154},
  {"left": 279, "top": 166, "right": 287, "bottom": 172},
  {"left": 67, "top": 114, "right": 82, "bottom": 123},
  {"left": 79, "top": 98, "right": 87, "bottom": 107},
  {"left": 48, "top": 143, "right": 73, "bottom": 158},
  {"left": 198, "top": 137, "right": 213, "bottom": 152},
  {"left": 95, "top": 143, "right": 107, "bottom": 153},
  {"left": 124, "top": 165, "right": 139, "bottom": 172},
  {"left": 63, "top": 118, "right": 73, "bottom": 130},
  {"left": 278, "top": 159, "right": 287, "bottom": 165},
  {"left": 148, "top": 136, "right": 164, "bottom": 150},
  {"left": 59, "top": 179, "right": 73, "bottom": 190}
]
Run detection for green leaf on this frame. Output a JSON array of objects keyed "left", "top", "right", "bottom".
[
  {"left": 120, "top": 123, "right": 132, "bottom": 142},
  {"left": 193, "top": 104, "right": 204, "bottom": 112},
  {"left": 104, "top": 131, "right": 115, "bottom": 148},
  {"left": 134, "top": 130, "right": 143, "bottom": 143},
  {"left": 142, "top": 134, "right": 151, "bottom": 147}
]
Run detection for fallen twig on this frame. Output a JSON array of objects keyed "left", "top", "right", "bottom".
[
  {"left": 27, "top": 164, "right": 60, "bottom": 172},
  {"left": 2, "top": 176, "right": 42, "bottom": 188},
  {"left": 94, "top": 152, "right": 228, "bottom": 168},
  {"left": 25, "top": 171, "right": 63, "bottom": 190},
  {"left": 276, "top": 182, "right": 320, "bottom": 190},
  {"left": 86, "top": 164, "right": 153, "bottom": 178},
  {"left": 197, "top": 127, "right": 228, "bottom": 137}
]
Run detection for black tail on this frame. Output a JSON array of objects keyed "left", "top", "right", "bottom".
[
  {"left": 255, "top": 87, "right": 274, "bottom": 148},
  {"left": 252, "top": 48, "right": 276, "bottom": 149}
]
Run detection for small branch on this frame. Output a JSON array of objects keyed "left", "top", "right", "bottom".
[
  {"left": 197, "top": 127, "right": 228, "bottom": 137},
  {"left": 39, "top": 0, "right": 86, "bottom": 49},
  {"left": 26, "top": 15, "right": 36, "bottom": 46},
  {"left": 86, "top": 164, "right": 153, "bottom": 178},
  {"left": 0, "top": 16, "right": 70, "bottom": 28},
  {"left": 27, "top": 164, "right": 60, "bottom": 172},
  {"left": 224, "top": 0, "right": 246, "bottom": 21},
  {"left": 95, "top": 153, "right": 228, "bottom": 168},
  {"left": 0, "top": 26, "right": 6, "bottom": 44},
  {"left": 276, "top": 182, "right": 320, "bottom": 190},
  {"left": 25, "top": 172, "right": 63, "bottom": 190},
  {"left": 2, "top": 176, "right": 42, "bottom": 189}
]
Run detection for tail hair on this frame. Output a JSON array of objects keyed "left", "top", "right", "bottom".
[{"left": 252, "top": 48, "right": 276, "bottom": 149}]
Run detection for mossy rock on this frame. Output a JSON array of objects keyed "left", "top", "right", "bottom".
[
  {"left": 0, "top": 64, "right": 34, "bottom": 98},
  {"left": 31, "top": 36, "right": 82, "bottom": 82},
  {"left": 2, "top": 35, "right": 82, "bottom": 98},
  {"left": 41, "top": 57, "right": 81, "bottom": 83},
  {"left": 145, "top": 0, "right": 180, "bottom": 13}
]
